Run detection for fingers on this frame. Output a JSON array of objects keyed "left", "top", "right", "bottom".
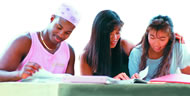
[
  {"left": 22, "top": 72, "right": 32, "bottom": 79},
  {"left": 21, "top": 62, "right": 41, "bottom": 79},
  {"left": 175, "top": 33, "right": 185, "bottom": 44},
  {"left": 181, "top": 37, "right": 185, "bottom": 44},
  {"left": 113, "top": 72, "right": 130, "bottom": 80},
  {"left": 175, "top": 34, "right": 182, "bottom": 43},
  {"left": 27, "top": 62, "right": 41, "bottom": 71},
  {"left": 131, "top": 73, "right": 140, "bottom": 79},
  {"left": 21, "top": 67, "right": 36, "bottom": 79}
]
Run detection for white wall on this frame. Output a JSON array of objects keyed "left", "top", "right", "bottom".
[{"left": 0, "top": 0, "right": 190, "bottom": 75}]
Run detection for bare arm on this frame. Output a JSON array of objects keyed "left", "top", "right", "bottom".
[
  {"left": 121, "top": 39, "right": 135, "bottom": 56},
  {"left": 0, "top": 33, "right": 39, "bottom": 81},
  {"left": 181, "top": 66, "right": 190, "bottom": 74},
  {"left": 65, "top": 44, "right": 75, "bottom": 75},
  {"left": 80, "top": 52, "right": 93, "bottom": 75},
  {"left": 0, "top": 35, "right": 31, "bottom": 71}
]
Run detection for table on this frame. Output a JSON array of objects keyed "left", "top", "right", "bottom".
[{"left": 0, "top": 82, "right": 190, "bottom": 96}]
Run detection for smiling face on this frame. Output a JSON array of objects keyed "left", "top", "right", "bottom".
[
  {"left": 110, "top": 26, "right": 121, "bottom": 48},
  {"left": 48, "top": 15, "right": 75, "bottom": 44},
  {"left": 148, "top": 29, "right": 170, "bottom": 53}
]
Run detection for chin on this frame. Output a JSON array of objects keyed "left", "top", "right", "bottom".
[
  {"left": 110, "top": 46, "right": 116, "bottom": 48},
  {"left": 153, "top": 49, "right": 162, "bottom": 53}
]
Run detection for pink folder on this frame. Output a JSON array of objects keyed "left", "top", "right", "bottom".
[{"left": 150, "top": 74, "right": 190, "bottom": 84}]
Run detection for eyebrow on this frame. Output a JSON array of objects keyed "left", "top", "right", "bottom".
[
  {"left": 150, "top": 34, "right": 155, "bottom": 37},
  {"left": 159, "top": 37, "right": 167, "bottom": 39},
  {"left": 150, "top": 34, "right": 166, "bottom": 39},
  {"left": 57, "top": 23, "right": 73, "bottom": 32},
  {"left": 57, "top": 23, "right": 63, "bottom": 28}
]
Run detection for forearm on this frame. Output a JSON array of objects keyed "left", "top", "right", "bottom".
[
  {"left": 0, "top": 70, "right": 21, "bottom": 82},
  {"left": 80, "top": 70, "right": 93, "bottom": 75},
  {"left": 65, "top": 67, "right": 74, "bottom": 75},
  {"left": 181, "top": 66, "right": 190, "bottom": 75}
]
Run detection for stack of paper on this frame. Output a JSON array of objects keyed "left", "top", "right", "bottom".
[{"left": 62, "top": 75, "right": 113, "bottom": 84}]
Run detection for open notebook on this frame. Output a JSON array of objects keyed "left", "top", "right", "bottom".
[
  {"left": 21, "top": 69, "right": 147, "bottom": 84},
  {"left": 149, "top": 74, "right": 190, "bottom": 84},
  {"left": 21, "top": 69, "right": 117, "bottom": 84}
]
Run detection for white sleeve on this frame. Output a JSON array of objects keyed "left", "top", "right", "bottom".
[
  {"left": 180, "top": 44, "right": 190, "bottom": 69},
  {"left": 174, "top": 42, "right": 190, "bottom": 69},
  {"left": 128, "top": 47, "right": 141, "bottom": 77}
]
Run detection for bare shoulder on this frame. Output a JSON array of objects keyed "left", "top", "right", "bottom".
[
  {"left": 17, "top": 33, "right": 32, "bottom": 45},
  {"left": 65, "top": 44, "right": 75, "bottom": 75},
  {"left": 120, "top": 38, "right": 135, "bottom": 55},
  {"left": 79, "top": 50, "right": 89, "bottom": 68},
  {"left": 0, "top": 33, "right": 32, "bottom": 71},
  {"left": 68, "top": 44, "right": 75, "bottom": 56},
  {"left": 79, "top": 50, "right": 87, "bottom": 62},
  {"left": 79, "top": 50, "right": 92, "bottom": 75},
  {"left": 120, "top": 38, "right": 133, "bottom": 46},
  {"left": 67, "top": 43, "right": 75, "bottom": 63},
  {"left": 12, "top": 33, "right": 32, "bottom": 53}
]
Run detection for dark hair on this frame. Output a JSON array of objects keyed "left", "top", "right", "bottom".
[
  {"left": 139, "top": 15, "right": 175, "bottom": 78},
  {"left": 83, "top": 10, "right": 124, "bottom": 76}
]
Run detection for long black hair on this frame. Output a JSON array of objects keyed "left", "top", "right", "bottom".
[
  {"left": 139, "top": 15, "right": 175, "bottom": 78},
  {"left": 83, "top": 10, "right": 124, "bottom": 76}
]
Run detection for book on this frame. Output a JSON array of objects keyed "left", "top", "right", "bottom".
[{"left": 149, "top": 74, "right": 190, "bottom": 84}]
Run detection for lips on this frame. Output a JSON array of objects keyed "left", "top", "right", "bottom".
[
  {"left": 111, "top": 41, "right": 118, "bottom": 45},
  {"left": 153, "top": 47, "right": 161, "bottom": 52},
  {"left": 55, "top": 36, "right": 63, "bottom": 43}
]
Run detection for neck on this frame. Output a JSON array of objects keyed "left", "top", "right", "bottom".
[
  {"left": 40, "top": 31, "right": 59, "bottom": 51},
  {"left": 148, "top": 47, "right": 163, "bottom": 59}
]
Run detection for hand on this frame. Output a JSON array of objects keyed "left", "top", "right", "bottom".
[
  {"left": 175, "top": 33, "right": 185, "bottom": 44},
  {"left": 131, "top": 73, "right": 140, "bottom": 79},
  {"left": 113, "top": 72, "right": 130, "bottom": 80},
  {"left": 19, "top": 62, "right": 41, "bottom": 79}
]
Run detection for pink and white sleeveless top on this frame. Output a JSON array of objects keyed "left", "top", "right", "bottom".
[{"left": 18, "top": 32, "right": 70, "bottom": 73}]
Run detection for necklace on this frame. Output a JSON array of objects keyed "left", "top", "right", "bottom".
[{"left": 40, "top": 31, "right": 53, "bottom": 50}]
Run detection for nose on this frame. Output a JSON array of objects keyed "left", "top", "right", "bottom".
[
  {"left": 114, "top": 34, "right": 117, "bottom": 40},
  {"left": 111, "top": 34, "right": 117, "bottom": 40},
  {"left": 57, "top": 31, "right": 66, "bottom": 40},
  {"left": 154, "top": 39, "right": 160, "bottom": 46}
]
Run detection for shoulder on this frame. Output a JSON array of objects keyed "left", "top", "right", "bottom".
[
  {"left": 172, "top": 41, "right": 190, "bottom": 69},
  {"left": 11, "top": 33, "right": 32, "bottom": 52},
  {"left": 68, "top": 44, "right": 74, "bottom": 52},
  {"left": 79, "top": 50, "right": 89, "bottom": 68},
  {"left": 14, "top": 33, "right": 31, "bottom": 43},
  {"left": 67, "top": 43, "right": 75, "bottom": 60},
  {"left": 129, "top": 44, "right": 143, "bottom": 58},
  {"left": 120, "top": 38, "right": 135, "bottom": 55},
  {"left": 173, "top": 41, "right": 184, "bottom": 49},
  {"left": 132, "top": 44, "right": 142, "bottom": 52},
  {"left": 67, "top": 44, "right": 75, "bottom": 58},
  {"left": 79, "top": 50, "right": 87, "bottom": 62},
  {"left": 172, "top": 41, "right": 185, "bottom": 54},
  {"left": 173, "top": 41, "right": 189, "bottom": 58},
  {"left": 120, "top": 38, "right": 134, "bottom": 47}
]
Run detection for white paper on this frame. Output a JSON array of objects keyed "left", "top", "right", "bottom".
[{"left": 139, "top": 66, "right": 149, "bottom": 79}]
